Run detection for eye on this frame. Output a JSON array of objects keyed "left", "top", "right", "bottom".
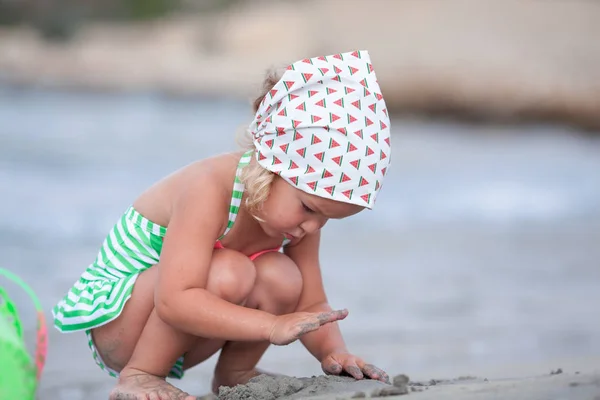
[{"left": 302, "top": 202, "right": 315, "bottom": 213}]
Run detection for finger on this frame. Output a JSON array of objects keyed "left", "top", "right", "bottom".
[
  {"left": 344, "top": 359, "right": 364, "bottom": 380},
  {"left": 322, "top": 357, "right": 343, "bottom": 375},
  {"left": 295, "top": 309, "right": 349, "bottom": 339},
  {"left": 316, "top": 309, "right": 348, "bottom": 325},
  {"left": 362, "top": 363, "right": 389, "bottom": 383},
  {"left": 382, "top": 371, "right": 391, "bottom": 384}
]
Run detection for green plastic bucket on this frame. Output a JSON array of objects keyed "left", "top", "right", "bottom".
[{"left": 0, "top": 268, "right": 47, "bottom": 399}]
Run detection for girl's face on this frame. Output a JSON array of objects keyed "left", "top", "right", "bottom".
[{"left": 256, "top": 175, "right": 365, "bottom": 241}]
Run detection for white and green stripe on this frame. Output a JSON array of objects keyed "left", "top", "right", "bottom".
[
  {"left": 53, "top": 208, "right": 159, "bottom": 333},
  {"left": 221, "top": 150, "right": 253, "bottom": 239}
]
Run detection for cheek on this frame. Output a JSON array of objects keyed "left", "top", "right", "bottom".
[
  {"left": 274, "top": 208, "right": 303, "bottom": 228},
  {"left": 263, "top": 182, "right": 298, "bottom": 225},
  {"left": 263, "top": 202, "right": 302, "bottom": 228}
]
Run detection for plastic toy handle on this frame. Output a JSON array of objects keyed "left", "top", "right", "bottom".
[{"left": 0, "top": 268, "right": 47, "bottom": 381}]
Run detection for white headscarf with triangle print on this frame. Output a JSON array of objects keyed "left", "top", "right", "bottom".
[{"left": 249, "top": 50, "right": 391, "bottom": 209}]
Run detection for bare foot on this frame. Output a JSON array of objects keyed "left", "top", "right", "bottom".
[
  {"left": 109, "top": 367, "right": 197, "bottom": 400},
  {"left": 211, "top": 368, "right": 283, "bottom": 394}
]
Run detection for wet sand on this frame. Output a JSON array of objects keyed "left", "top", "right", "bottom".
[{"left": 212, "top": 363, "right": 600, "bottom": 400}]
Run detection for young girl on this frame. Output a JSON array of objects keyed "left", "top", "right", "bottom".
[{"left": 52, "top": 49, "right": 392, "bottom": 400}]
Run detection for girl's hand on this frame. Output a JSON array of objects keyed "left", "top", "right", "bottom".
[
  {"left": 321, "top": 352, "right": 390, "bottom": 384},
  {"left": 268, "top": 309, "right": 348, "bottom": 345}
]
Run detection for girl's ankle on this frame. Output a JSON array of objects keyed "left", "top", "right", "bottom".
[
  {"left": 212, "top": 367, "right": 260, "bottom": 390},
  {"left": 118, "top": 366, "right": 162, "bottom": 381}
]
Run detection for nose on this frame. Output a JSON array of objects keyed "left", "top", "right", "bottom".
[{"left": 300, "top": 216, "right": 328, "bottom": 234}]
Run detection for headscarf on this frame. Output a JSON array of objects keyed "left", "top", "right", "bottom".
[{"left": 248, "top": 50, "right": 391, "bottom": 209}]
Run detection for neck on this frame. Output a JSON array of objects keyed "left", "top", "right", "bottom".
[{"left": 237, "top": 201, "right": 270, "bottom": 238}]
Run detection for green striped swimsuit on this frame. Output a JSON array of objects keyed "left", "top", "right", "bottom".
[{"left": 52, "top": 150, "right": 287, "bottom": 379}]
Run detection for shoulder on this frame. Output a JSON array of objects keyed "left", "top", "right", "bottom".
[
  {"left": 180, "top": 151, "right": 246, "bottom": 196},
  {"left": 172, "top": 151, "right": 247, "bottom": 231}
]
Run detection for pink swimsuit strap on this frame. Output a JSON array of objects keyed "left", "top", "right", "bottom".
[{"left": 214, "top": 241, "right": 281, "bottom": 261}]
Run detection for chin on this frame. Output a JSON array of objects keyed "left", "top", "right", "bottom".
[{"left": 257, "top": 220, "right": 281, "bottom": 238}]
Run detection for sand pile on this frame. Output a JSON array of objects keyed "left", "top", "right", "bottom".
[
  {"left": 217, "top": 374, "right": 409, "bottom": 400},
  {"left": 209, "top": 368, "right": 599, "bottom": 400}
]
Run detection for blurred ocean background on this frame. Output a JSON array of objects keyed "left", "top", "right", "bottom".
[
  {"left": 1, "top": 0, "right": 600, "bottom": 398},
  {"left": 2, "top": 86, "right": 599, "bottom": 398}
]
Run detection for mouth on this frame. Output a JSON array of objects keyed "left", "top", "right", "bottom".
[{"left": 283, "top": 233, "right": 295, "bottom": 240}]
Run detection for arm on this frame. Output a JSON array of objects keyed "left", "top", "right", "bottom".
[
  {"left": 154, "top": 172, "right": 275, "bottom": 341},
  {"left": 286, "top": 230, "right": 389, "bottom": 383},
  {"left": 153, "top": 173, "right": 343, "bottom": 345},
  {"left": 284, "top": 231, "right": 348, "bottom": 361}
]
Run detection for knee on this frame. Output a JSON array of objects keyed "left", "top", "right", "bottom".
[
  {"left": 254, "top": 252, "right": 303, "bottom": 313},
  {"left": 208, "top": 249, "right": 256, "bottom": 304}
]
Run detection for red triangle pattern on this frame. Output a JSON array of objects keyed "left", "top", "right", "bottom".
[
  {"left": 302, "top": 73, "right": 313, "bottom": 82},
  {"left": 283, "top": 81, "right": 295, "bottom": 90}
]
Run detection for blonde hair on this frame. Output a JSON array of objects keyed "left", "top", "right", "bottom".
[{"left": 237, "top": 67, "right": 284, "bottom": 216}]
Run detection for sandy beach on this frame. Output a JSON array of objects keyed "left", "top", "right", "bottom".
[
  {"left": 41, "top": 342, "right": 600, "bottom": 399},
  {"left": 212, "top": 362, "right": 600, "bottom": 400}
]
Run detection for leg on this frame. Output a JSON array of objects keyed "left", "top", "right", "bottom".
[
  {"left": 91, "top": 249, "right": 256, "bottom": 400},
  {"left": 209, "top": 252, "right": 303, "bottom": 393}
]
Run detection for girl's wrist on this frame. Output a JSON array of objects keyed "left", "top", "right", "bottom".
[
  {"left": 261, "top": 312, "right": 278, "bottom": 342},
  {"left": 319, "top": 345, "right": 348, "bottom": 360}
]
